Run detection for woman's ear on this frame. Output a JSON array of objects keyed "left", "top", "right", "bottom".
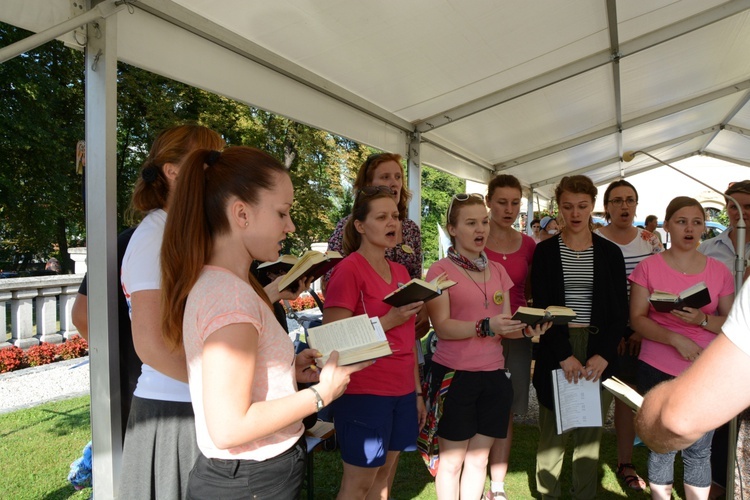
[
  {"left": 448, "top": 224, "right": 456, "bottom": 238},
  {"left": 354, "top": 219, "right": 365, "bottom": 235},
  {"left": 162, "top": 162, "right": 180, "bottom": 183},
  {"left": 229, "top": 200, "right": 251, "bottom": 229}
]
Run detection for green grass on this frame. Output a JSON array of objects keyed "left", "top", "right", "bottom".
[
  {"left": 0, "top": 396, "right": 688, "bottom": 499},
  {"left": 0, "top": 396, "right": 92, "bottom": 500}
]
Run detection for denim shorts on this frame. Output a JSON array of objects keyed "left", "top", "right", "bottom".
[
  {"left": 638, "top": 361, "right": 714, "bottom": 488},
  {"left": 186, "top": 437, "right": 306, "bottom": 500},
  {"left": 332, "top": 393, "right": 418, "bottom": 467}
]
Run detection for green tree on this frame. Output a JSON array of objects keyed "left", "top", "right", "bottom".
[
  {"left": 419, "top": 166, "right": 465, "bottom": 269},
  {"left": 0, "top": 23, "right": 85, "bottom": 272}
]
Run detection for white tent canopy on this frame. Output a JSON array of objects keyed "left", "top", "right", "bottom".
[{"left": 4, "top": 0, "right": 750, "bottom": 496}]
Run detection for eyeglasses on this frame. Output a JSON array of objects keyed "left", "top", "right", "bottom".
[
  {"left": 357, "top": 185, "right": 395, "bottom": 197},
  {"left": 447, "top": 193, "right": 484, "bottom": 221},
  {"left": 609, "top": 197, "right": 638, "bottom": 207}
]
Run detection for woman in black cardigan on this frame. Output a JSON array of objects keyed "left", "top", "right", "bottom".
[{"left": 531, "top": 175, "right": 628, "bottom": 500}]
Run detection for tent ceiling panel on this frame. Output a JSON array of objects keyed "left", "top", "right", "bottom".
[
  {"left": 705, "top": 130, "right": 750, "bottom": 162},
  {"left": 617, "top": 0, "right": 732, "bottom": 42},
  {"left": 504, "top": 135, "right": 619, "bottom": 187},
  {"left": 422, "top": 66, "right": 616, "bottom": 165},
  {"left": 172, "top": 0, "right": 610, "bottom": 122},
  {"left": 2, "top": 0, "right": 78, "bottom": 47},
  {"left": 620, "top": 11, "right": 750, "bottom": 121},
  {"left": 116, "top": 8, "right": 408, "bottom": 155},
  {"left": 728, "top": 98, "right": 750, "bottom": 128},
  {"left": 622, "top": 93, "right": 741, "bottom": 150},
  {"left": 621, "top": 136, "right": 709, "bottom": 173},
  {"left": 421, "top": 142, "right": 492, "bottom": 184}
]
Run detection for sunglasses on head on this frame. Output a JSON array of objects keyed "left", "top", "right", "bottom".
[{"left": 447, "top": 193, "right": 484, "bottom": 220}]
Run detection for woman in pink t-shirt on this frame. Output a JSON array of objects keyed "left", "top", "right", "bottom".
[
  {"left": 425, "top": 193, "right": 547, "bottom": 500},
  {"left": 630, "top": 196, "right": 734, "bottom": 500},
  {"left": 160, "top": 147, "right": 368, "bottom": 500},
  {"left": 482, "top": 174, "right": 536, "bottom": 499},
  {"left": 323, "top": 187, "right": 426, "bottom": 500}
]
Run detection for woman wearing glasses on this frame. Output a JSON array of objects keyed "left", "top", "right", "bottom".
[
  {"left": 629, "top": 196, "right": 734, "bottom": 500},
  {"left": 483, "top": 175, "right": 536, "bottom": 500},
  {"left": 424, "top": 193, "right": 547, "bottom": 500},
  {"left": 323, "top": 186, "right": 426, "bottom": 500},
  {"left": 594, "top": 179, "right": 662, "bottom": 491},
  {"left": 532, "top": 175, "right": 629, "bottom": 500}
]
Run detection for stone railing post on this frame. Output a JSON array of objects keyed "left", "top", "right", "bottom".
[
  {"left": 11, "top": 289, "right": 38, "bottom": 349},
  {"left": 60, "top": 285, "right": 80, "bottom": 340},
  {"left": 0, "top": 291, "right": 11, "bottom": 349},
  {"left": 36, "top": 286, "right": 63, "bottom": 344}
]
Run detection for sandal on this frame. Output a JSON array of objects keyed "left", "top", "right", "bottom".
[{"left": 616, "top": 462, "right": 646, "bottom": 491}]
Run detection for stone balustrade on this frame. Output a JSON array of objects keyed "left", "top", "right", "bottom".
[{"left": 0, "top": 275, "right": 84, "bottom": 349}]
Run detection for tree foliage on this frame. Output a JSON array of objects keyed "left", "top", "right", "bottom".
[{"left": 419, "top": 166, "right": 465, "bottom": 269}]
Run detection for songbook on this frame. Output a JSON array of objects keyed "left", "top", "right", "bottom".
[
  {"left": 551, "top": 368, "right": 602, "bottom": 434},
  {"left": 306, "top": 314, "right": 392, "bottom": 366},
  {"left": 512, "top": 305, "right": 577, "bottom": 326},
  {"left": 649, "top": 281, "right": 710, "bottom": 313},
  {"left": 270, "top": 250, "right": 343, "bottom": 291},
  {"left": 383, "top": 273, "right": 457, "bottom": 307},
  {"left": 256, "top": 254, "right": 298, "bottom": 280},
  {"left": 602, "top": 376, "right": 643, "bottom": 411}
]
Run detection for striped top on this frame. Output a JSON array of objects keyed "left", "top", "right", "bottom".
[
  {"left": 595, "top": 227, "right": 663, "bottom": 296},
  {"left": 559, "top": 237, "right": 594, "bottom": 324}
]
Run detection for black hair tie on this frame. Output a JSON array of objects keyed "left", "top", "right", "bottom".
[
  {"left": 141, "top": 165, "right": 159, "bottom": 183},
  {"left": 205, "top": 150, "right": 221, "bottom": 167}
]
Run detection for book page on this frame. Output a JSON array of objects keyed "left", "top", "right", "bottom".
[
  {"left": 307, "top": 314, "right": 378, "bottom": 355},
  {"left": 552, "top": 369, "right": 602, "bottom": 434},
  {"left": 602, "top": 376, "right": 643, "bottom": 411}
]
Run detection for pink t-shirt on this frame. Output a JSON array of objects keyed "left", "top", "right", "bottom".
[
  {"left": 426, "top": 258, "right": 514, "bottom": 371},
  {"left": 629, "top": 253, "right": 734, "bottom": 376},
  {"left": 485, "top": 234, "right": 535, "bottom": 312},
  {"left": 183, "top": 266, "right": 302, "bottom": 460},
  {"left": 324, "top": 252, "right": 416, "bottom": 396}
]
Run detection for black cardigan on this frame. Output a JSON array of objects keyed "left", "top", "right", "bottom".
[{"left": 531, "top": 233, "right": 628, "bottom": 411}]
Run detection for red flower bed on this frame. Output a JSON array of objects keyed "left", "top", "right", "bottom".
[
  {"left": 285, "top": 293, "right": 325, "bottom": 312},
  {"left": 0, "top": 346, "right": 26, "bottom": 373},
  {"left": 0, "top": 337, "right": 90, "bottom": 373}
]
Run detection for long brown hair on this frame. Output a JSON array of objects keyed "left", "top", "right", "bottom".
[
  {"left": 128, "top": 124, "right": 225, "bottom": 221},
  {"left": 161, "top": 146, "right": 288, "bottom": 348},
  {"left": 342, "top": 189, "right": 397, "bottom": 255},
  {"left": 353, "top": 152, "right": 411, "bottom": 219}
]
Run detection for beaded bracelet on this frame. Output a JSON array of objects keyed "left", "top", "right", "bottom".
[{"left": 475, "top": 319, "right": 484, "bottom": 337}]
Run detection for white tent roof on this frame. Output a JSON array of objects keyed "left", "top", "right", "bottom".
[{"left": 5, "top": 0, "right": 750, "bottom": 198}]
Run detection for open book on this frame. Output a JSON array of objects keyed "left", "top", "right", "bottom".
[
  {"left": 256, "top": 254, "right": 298, "bottom": 281},
  {"left": 268, "top": 250, "right": 343, "bottom": 292},
  {"left": 649, "top": 281, "right": 710, "bottom": 313},
  {"left": 552, "top": 369, "right": 602, "bottom": 434},
  {"left": 383, "top": 273, "right": 457, "bottom": 307},
  {"left": 602, "top": 376, "right": 643, "bottom": 411},
  {"left": 512, "top": 306, "right": 576, "bottom": 326},
  {"left": 306, "top": 314, "right": 392, "bottom": 366}
]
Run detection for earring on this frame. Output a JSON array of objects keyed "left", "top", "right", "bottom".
[{"left": 245, "top": 221, "right": 249, "bottom": 227}]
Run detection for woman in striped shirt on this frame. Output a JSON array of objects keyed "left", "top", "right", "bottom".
[
  {"left": 531, "top": 175, "right": 629, "bottom": 500},
  {"left": 594, "top": 179, "right": 662, "bottom": 491}
]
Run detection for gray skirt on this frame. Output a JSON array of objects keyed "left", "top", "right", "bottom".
[{"left": 118, "top": 396, "right": 199, "bottom": 500}]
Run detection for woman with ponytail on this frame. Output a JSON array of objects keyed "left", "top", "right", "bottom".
[
  {"left": 161, "top": 147, "right": 367, "bottom": 499},
  {"left": 119, "top": 124, "right": 225, "bottom": 500}
]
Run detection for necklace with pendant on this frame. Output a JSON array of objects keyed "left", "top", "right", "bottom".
[{"left": 463, "top": 267, "right": 489, "bottom": 309}]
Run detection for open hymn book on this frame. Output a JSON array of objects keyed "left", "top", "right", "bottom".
[
  {"left": 259, "top": 250, "right": 343, "bottom": 292},
  {"left": 602, "top": 376, "right": 643, "bottom": 411},
  {"left": 551, "top": 369, "right": 602, "bottom": 434},
  {"left": 512, "top": 305, "right": 576, "bottom": 327},
  {"left": 382, "top": 273, "right": 457, "bottom": 307},
  {"left": 306, "top": 314, "right": 392, "bottom": 366},
  {"left": 649, "top": 281, "right": 710, "bottom": 313}
]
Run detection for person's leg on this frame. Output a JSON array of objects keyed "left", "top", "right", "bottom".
[
  {"left": 435, "top": 437, "right": 469, "bottom": 500},
  {"left": 365, "top": 452, "right": 400, "bottom": 500},
  {"left": 614, "top": 397, "right": 646, "bottom": 490},
  {"left": 460, "top": 433, "right": 495, "bottom": 500},
  {"left": 487, "top": 422, "right": 512, "bottom": 497},
  {"left": 337, "top": 462, "right": 382, "bottom": 500},
  {"left": 570, "top": 425, "right": 604, "bottom": 500},
  {"left": 682, "top": 430, "right": 714, "bottom": 500},
  {"left": 536, "top": 404, "right": 568, "bottom": 499},
  {"left": 647, "top": 449, "right": 678, "bottom": 500}
]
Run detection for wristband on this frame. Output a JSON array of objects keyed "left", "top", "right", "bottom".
[
  {"left": 699, "top": 314, "right": 709, "bottom": 328},
  {"left": 482, "top": 317, "right": 496, "bottom": 337}
]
